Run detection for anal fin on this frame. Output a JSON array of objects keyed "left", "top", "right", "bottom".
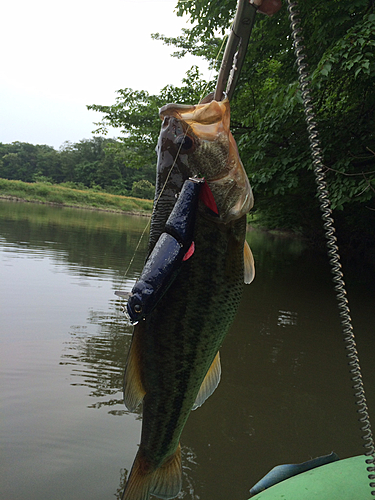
[
  {"left": 192, "top": 351, "right": 221, "bottom": 410},
  {"left": 123, "top": 322, "right": 146, "bottom": 412},
  {"left": 244, "top": 240, "right": 255, "bottom": 284}
]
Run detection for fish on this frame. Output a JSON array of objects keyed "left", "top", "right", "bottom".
[{"left": 120, "top": 96, "right": 255, "bottom": 500}]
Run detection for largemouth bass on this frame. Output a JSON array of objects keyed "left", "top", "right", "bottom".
[{"left": 121, "top": 97, "right": 254, "bottom": 500}]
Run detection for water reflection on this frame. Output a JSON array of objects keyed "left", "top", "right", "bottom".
[
  {"left": 60, "top": 326, "right": 130, "bottom": 415},
  {"left": 179, "top": 447, "right": 200, "bottom": 500},
  {"left": 0, "top": 199, "right": 149, "bottom": 277},
  {"left": 1, "top": 200, "right": 374, "bottom": 500},
  {"left": 277, "top": 310, "right": 298, "bottom": 327},
  {"left": 60, "top": 315, "right": 133, "bottom": 415}
]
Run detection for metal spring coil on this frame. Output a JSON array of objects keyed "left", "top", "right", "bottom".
[{"left": 286, "top": 0, "right": 375, "bottom": 492}]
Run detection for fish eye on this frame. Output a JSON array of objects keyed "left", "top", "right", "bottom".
[
  {"left": 181, "top": 136, "right": 193, "bottom": 150},
  {"left": 176, "top": 134, "right": 194, "bottom": 152}
]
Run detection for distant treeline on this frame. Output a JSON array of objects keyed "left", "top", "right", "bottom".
[{"left": 0, "top": 138, "right": 156, "bottom": 199}]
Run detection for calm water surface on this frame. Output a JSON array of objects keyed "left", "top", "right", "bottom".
[{"left": 0, "top": 199, "right": 374, "bottom": 500}]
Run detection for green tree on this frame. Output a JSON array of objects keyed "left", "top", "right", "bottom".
[
  {"left": 89, "top": 0, "right": 375, "bottom": 246},
  {"left": 131, "top": 179, "right": 155, "bottom": 200},
  {"left": 34, "top": 144, "right": 62, "bottom": 182},
  {"left": 0, "top": 138, "right": 155, "bottom": 197},
  {"left": 174, "top": 0, "right": 375, "bottom": 238},
  {"left": 0, "top": 142, "right": 60, "bottom": 182},
  {"left": 87, "top": 66, "right": 214, "bottom": 174}
]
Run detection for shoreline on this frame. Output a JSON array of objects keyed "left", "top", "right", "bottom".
[
  {"left": 0, "top": 194, "right": 299, "bottom": 236},
  {"left": 0, "top": 178, "right": 154, "bottom": 214},
  {"left": 0, "top": 193, "right": 152, "bottom": 217}
]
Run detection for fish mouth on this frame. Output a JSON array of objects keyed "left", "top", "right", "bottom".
[
  {"left": 160, "top": 99, "right": 230, "bottom": 142},
  {"left": 159, "top": 98, "right": 253, "bottom": 221}
]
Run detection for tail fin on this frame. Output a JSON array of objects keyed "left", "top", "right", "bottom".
[{"left": 122, "top": 445, "right": 182, "bottom": 500}]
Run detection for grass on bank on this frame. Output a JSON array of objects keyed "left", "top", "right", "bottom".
[
  {"left": 0, "top": 178, "right": 294, "bottom": 235},
  {"left": 0, "top": 178, "right": 153, "bottom": 214}
]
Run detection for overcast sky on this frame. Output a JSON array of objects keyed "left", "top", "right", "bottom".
[{"left": 0, "top": 0, "right": 212, "bottom": 149}]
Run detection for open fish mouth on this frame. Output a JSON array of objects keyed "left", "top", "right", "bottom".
[
  {"left": 159, "top": 98, "right": 230, "bottom": 143},
  {"left": 159, "top": 97, "right": 253, "bottom": 222}
]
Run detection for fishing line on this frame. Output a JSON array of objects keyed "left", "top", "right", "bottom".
[
  {"left": 120, "top": 141, "right": 186, "bottom": 284},
  {"left": 117, "top": 21, "right": 231, "bottom": 289},
  {"left": 121, "top": 218, "right": 151, "bottom": 285},
  {"left": 117, "top": 138, "right": 187, "bottom": 291}
]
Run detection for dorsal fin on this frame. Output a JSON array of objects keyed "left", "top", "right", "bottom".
[
  {"left": 123, "top": 322, "right": 146, "bottom": 412},
  {"left": 192, "top": 351, "right": 221, "bottom": 410},
  {"left": 244, "top": 240, "right": 255, "bottom": 284}
]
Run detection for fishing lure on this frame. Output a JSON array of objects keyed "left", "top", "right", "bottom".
[{"left": 117, "top": 177, "right": 206, "bottom": 324}]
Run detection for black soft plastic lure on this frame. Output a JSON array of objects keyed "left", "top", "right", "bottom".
[{"left": 121, "top": 177, "right": 205, "bottom": 324}]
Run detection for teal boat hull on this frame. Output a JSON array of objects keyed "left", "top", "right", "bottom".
[{"left": 249, "top": 456, "right": 372, "bottom": 499}]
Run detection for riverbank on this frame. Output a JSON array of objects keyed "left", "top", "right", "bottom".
[
  {"left": 0, "top": 178, "right": 295, "bottom": 234},
  {"left": 0, "top": 178, "right": 153, "bottom": 215}
]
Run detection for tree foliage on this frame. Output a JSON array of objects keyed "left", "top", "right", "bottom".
[
  {"left": 89, "top": 0, "right": 375, "bottom": 246},
  {"left": 131, "top": 179, "right": 155, "bottom": 200},
  {"left": 3, "top": 2, "right": 370, "bottom": 242},
  {"left": 0, "top": 138, "right": 155, "bottom": 197},
  {"left": 87, "top": 66, "right": 215, "bottom": 170}
]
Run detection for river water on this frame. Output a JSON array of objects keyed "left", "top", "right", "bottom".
[{"left": 0, "top": 199, "right": 374, "bottom": 500}]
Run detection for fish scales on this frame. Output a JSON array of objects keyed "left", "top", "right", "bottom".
[
  {"left": 139, "top": 213, "right": 246, "bottom": 463},
  {"left": 121, "top": 97, "right": 254, "bottom": 500}
]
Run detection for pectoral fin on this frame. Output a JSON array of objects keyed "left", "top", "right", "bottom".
[
  {"left": 123, "top": 322, "right": 146, "bottom": 412},
  {"left": 192, "top": 351, "right": 221, "bottom": 410},
  {"left": 244, "top": 240, "right": 255, "bottom": 284}
]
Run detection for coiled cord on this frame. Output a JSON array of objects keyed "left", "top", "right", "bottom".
[{"left": 286, "top": 0, "right": 375, "bottom": 493}]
